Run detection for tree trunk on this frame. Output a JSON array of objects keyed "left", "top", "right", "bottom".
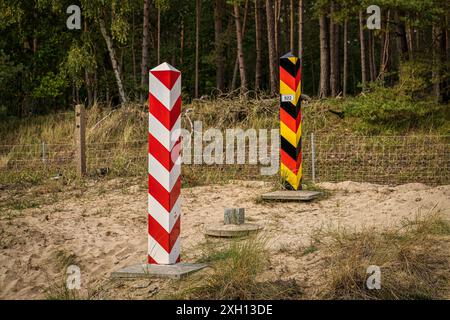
[
  {"left": 131, "top": 11, "right": 137, "bottom": 89},
  {"left": 157, "top": 7, "right": 161, "bottom": 64},
  {"left": 432, "top": 24, "right": 442, "bottom": 103},
  {"left": 298, "top": 0, "right": 303, "bottom": 57},
  {"left": 343, "top": 18, "right": 348, "bottom": 98},
  {"left": 195, "top": 0, "right": 200, "bottom": 98},
  {"left": 140, "top": 0, "right": 150, "bottom": 103},
  {"left": 231, "top": 0, "right": 249, "bottom": 91},
  {"left": 371, "top": 32, "right": 376, "bottom": 81},
  {"left": 214, "top": 0, "right": 225, "bottom": 92},
  {"left": 406, "top": 22, "right": 414, "bottom": 60},
  {"left": 99, "top": 18, "right": 127, "bottom": 104},
  {"left": 379, "top": 9, "right": 390, "bottom": 81},
  {"left": 446, "top": 13, "right": 450, "bottom": 102},
  {"left": 265, "top": 0, "right": 278, "bottom": 95},
  {"left": 329, "top": 2, "right": 339, "bottom": 97},
  {"left": 93, "top": 69, "right": 98, "bottom": 103},
  {"left": 319, "top": 14, "right": 329, "bottom": 98},
  {"left": 290, "top": 0, "right": 294, "bottom": 52},
  {"left": 255, "top": 0, "right": 263, "bottom": 91},
  {"left": 358, "top": 10, "right": 367, "bottom": 91},
  {"left": 84, "top": 21, "right": 93, "bottom": 107},
  {"left": 234, "top": 1, "right": 247, "bottom": 94},
  {"left": 274, "top": 0, "right": 281, "bottom": 58},
  {"left": 368, "top": 31, "right": 375, "bottom": 81},
  {"left": 394, "top": 10, "right": 408, "bottom": 64},
  {"left": 180, "top": 17, "right": 184, "bottom": 65},
  {"left": 85, "top": 70, "right": 93, "bottom": 107}
]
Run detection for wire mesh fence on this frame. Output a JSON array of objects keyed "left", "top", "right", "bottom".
[
  {"left": 0, "top": 134, "right": 448, "bottom": 186},
  {"left": 302, "top": 135, "right": 449, "bottom": 186}
]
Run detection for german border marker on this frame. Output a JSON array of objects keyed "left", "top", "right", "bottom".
[
  {"left": 279, "top": 52, "right": 302, "bottom": 191},
  {"left": 262, "top": 53, "right": 321, "bottom": 201}
]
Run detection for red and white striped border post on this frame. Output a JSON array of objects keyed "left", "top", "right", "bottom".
[{"left": 148, "top": 63, "right": 182, "bottom": 265}]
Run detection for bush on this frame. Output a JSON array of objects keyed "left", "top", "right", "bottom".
[{"left": 337, "top": 82, "right": 449, "bottom": 134}]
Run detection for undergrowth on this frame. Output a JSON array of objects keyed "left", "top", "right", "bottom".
[{"left": 318, "top": 211, "right": 450, "bottom": 300}]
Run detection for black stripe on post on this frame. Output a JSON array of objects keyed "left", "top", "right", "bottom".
[
  {"left": 281, "top": 136, "right": 302, "bottom": 160},
  {"left": 280, "top": 57, "right": 301, "bottom": 78},
  {"left": 280, "top": 101, "right": 301, "bottom": 119}
]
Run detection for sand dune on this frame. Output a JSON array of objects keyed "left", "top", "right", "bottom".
[{"left": 1, "top": 179, "right": 449, "bottom": 299}]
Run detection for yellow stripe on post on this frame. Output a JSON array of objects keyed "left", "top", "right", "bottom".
[
  {"left": 280, "top": 121, "right": 302, "bottom": 147},
  {"left": 288, "top": 57, "right": 298, "bottom": 64},
  {"left": 280, "top": 80, "right": 301, "bottom": 105},
  {"left": 280, "top": 163, "right": 302, "bottom": 190}
]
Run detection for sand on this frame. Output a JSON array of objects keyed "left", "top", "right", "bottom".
[{"left": 0, "top": 179, "right": 449, "bottom": 299}]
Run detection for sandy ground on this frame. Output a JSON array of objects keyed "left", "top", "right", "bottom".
[{"left": 1, "top": 179, "right": 449, "bottom": 299}]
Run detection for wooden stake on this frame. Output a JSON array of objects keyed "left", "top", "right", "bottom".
[{"left": 75, "top": 104, "right": 86, "bottom": 177}]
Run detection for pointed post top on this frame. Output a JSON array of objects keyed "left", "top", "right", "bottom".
[
  {"left": 280, "top": 52, "right": 295, "bottom": 59},
  {"left": 150, "top": 62, "right": 180, "bottom": 73}
]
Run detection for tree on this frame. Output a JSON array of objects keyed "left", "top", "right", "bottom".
[
  {"left": 140, "top": 0, "right": 150, "bottom": 103},
  {"left": 318, "top": 13, "right": 329, "bottom": 98},
  {"left": 343, "top": 18, "right": 348, "bottom": 97},
  {"left": 1, "top": 0, "right": 449, "bottom": 116},
  {"left": 231, "top": 0, "right": 249, "bottom": 91},
  {"left": 195, "top": 0, "right": 200, "bottom": 98},
  {"left": 379, "top": 9, "right": 391, "bottom": 81},
  {"left": 214, "top": 0, "right": 225, "bottom": 91},
  {"left": 329, "top": 1, "right": 340, "bottom": 97},
  {"left": 432, "top": 24, "right": 443, "bottom": 103},
  {"left": 298, "top": 0, "right": 304, "bottom": 57},
  {"left": 81, "top": 0, "right": 130, "bottom": 104},
  {"left": 233, "top": 1, "right": 248, "bottom": 94},
  {"left": 358, "top": 10, "right": 367, "bottom": 91},
  {"left": 265, "top": 0, "right": 278, "bottom": 95},
  {"left": 157, "top": 6, "right": 161, "bottom": 64},
  {"left": 255, "top": 0, "right": 263, "bottom": 91},
  {"left": 394, "top": 10, "right": 408, "bottom": 64},
  {"left": 289, "top": 0, "right": 294, "bottom": 53},
  {"left": 98, "top": 13, "right": 127, "bottom": 104}
]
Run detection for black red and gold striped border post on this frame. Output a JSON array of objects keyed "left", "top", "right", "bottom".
[{"left": 279, "top": 52, "right": 302, "bottom": 190}]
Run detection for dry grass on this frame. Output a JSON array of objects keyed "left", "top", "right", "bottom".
[
  {"left": 170, "top": 237, "right": 303, "bottom": 300},
  {"left": 44, "top": 250, "right": 110, "bottom": 300},
  {"left": 44, "top": 250, "right": 82, "bottom": 300},
  {"left": 318, "top": 211, "right": 450, "bottom": 300},
  {"left": 0, "top": 99, "right": 448, "bottom": 186}
]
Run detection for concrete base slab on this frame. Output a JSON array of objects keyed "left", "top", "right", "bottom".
[
  {"left": 111, "top": 263, "right": 208, "bottom": 280},
  {"left": 261, "top": 190, "right": 322, "bottom": 201},
  {"left": 205, "top": 223, "right": 263, "bottom": 238}
]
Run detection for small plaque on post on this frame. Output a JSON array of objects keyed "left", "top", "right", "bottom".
[{"left": 281, "top": 94, "right": 295, "bottom": 102}]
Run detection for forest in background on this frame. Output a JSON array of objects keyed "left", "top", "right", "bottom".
[{"left": 0, "top": 0, "right": 449, "bottom": 119}]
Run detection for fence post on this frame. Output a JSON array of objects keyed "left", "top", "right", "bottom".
[
  {"left": 75, "top": 104, "right": 86, "bottom": 177},
  {"left": 41, "top": 141, "right": 46, "bottom": 164},
  {"left": 311, "top": 132, "right": 316, "bottom": 184}
]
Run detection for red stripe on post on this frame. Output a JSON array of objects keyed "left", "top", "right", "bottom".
[
  {"left": 148, "top": 213, "right": 181, "bottom": 253},
  {"left": 148, "top": 174, "right": 181, "bottom": 212},
  {"left": 281, "top": 149, "right": 302, "bottom": 173},
  {"left": 150, "top": 70, "right": 181, "bottom": 90},
  {"left": 149, "top": 133, "right": 181, "bottom": 171},
  {"left": 280, "top": 108, "right": 301, "bottom": 133},
  {"left": 280, "top": 67, "right": 296, "bottom": 91},
  {"left": 149, "top": 93, "right": 181, "bottom": 130}
]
